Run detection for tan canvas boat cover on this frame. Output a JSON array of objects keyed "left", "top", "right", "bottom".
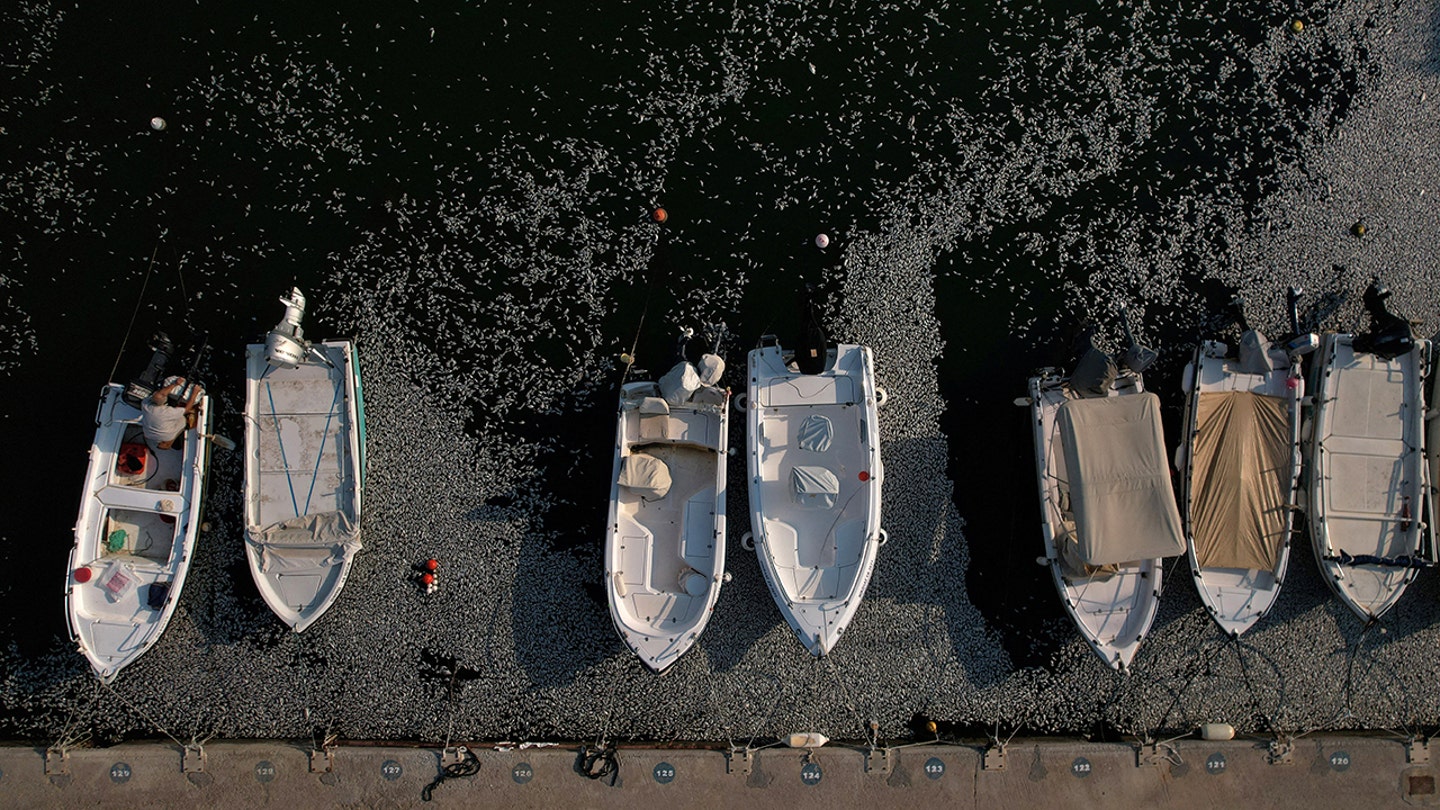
[
  {"left": 1058, "top": 393, "right": 1185, "bottom": 565},
  {"left": 255, "top": 511, "right": 361, "bottom": 573},
  {"left": 619, "top": 453, "right": 672, "bottom": 500},
  {"left": 1190, "top": 391, "right": 1289, "bottom": 570}
]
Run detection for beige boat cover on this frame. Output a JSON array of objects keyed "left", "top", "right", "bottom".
[
  {"left": 619, "top": 453, "right": 672, "bottom": 500},
  {"left": 255, "top": 511, "right": 361, "bottom": 573},
  {"left": 1058, "top": 393, "right": 1185, "bottom": 566},
  {"left": 1190, "top": 391, "right": 1289, "bottom": 570}
]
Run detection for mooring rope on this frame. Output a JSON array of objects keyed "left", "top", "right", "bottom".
[
  {"left": 421, "top": 747, "right": 480, "bottom": 802},
  {"left": 579, "top": 741, "right": 620, "bottom": 785},
  {"left": 51, "top": 679, "right": 101, "bottom": 752},
  {"left": 105, "top": 242, "right": 161, "bottom": 385},
  {"left": 102, "top": 681, "right": 187, "bottom": 749}
]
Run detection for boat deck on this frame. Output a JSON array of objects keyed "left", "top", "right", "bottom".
[
  {"left": 246, "top": 343, "right": 358, "bottom": 528},
  {"left": 1311, "top": 334, "right": 1424, "bottom": 621}
]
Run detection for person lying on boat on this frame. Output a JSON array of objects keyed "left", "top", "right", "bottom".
[{"left": 141, "top": 376, "right": 202, "bottom": 450}]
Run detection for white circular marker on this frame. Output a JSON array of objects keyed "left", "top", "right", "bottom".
[
  {"left": 815, "top": 233, "right": 830, "bottom": 248},
  {"left": 150, "top": 117, "right": 167, "bottom": 131}
]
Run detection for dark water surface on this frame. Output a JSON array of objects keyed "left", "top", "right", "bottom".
[{"left": 4, "top": 1, "right": 1440, "bottom": 742}]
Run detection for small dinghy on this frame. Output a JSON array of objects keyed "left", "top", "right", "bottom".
[
  {"left": 67, "top": 335, "right": 215, "bottom": 684},
  {"left": 1026, "top": 319, "right": 1185, "bottom": 670},
  {"left": 1309, "top": 279, "right": 1430, "bottom": 622},
  {"left": 1177, "top": 290, "right": 1317, "bottom": 637},
  {"left": 744, "top": 296, "right": 885, "bottom": 656},
  {"left": 244, "top": 289, "right": 366, "bottom": 632},
  {"left": 605, "top": 331, "right": 730, "bottom": 671}
]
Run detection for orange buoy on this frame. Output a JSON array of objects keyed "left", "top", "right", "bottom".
[
  {"left": 425, "top": 558, "right": 439, "bottom": 572},
  {"left": 421, "top": 573, "right": 435, "bottom": 586},
  {"left": 652, "top": 207, "right": 668, "bottom": 223}
]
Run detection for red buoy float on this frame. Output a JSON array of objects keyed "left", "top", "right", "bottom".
[
  {"left": 652, "top": 207, "right": 668, "bottom": 223},
  {"left": 73, "top": 567, "right": 93, "bottom": 583}
]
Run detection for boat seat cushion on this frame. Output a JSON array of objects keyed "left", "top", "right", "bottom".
[
  {"left": 697, "top": 353, "right": 725, "bottom": 386},
  {"left": 797, "top": 415, "right": 833, "bottom": 452},
  {"left": 689, "top": 385, "right": 726, "bottom": 407},
  {"left": 792, "top": 466, "right": 839, "bottom": 509},
  {"left": 659, "top": 361, "right": 701, "bottom": 405},
  {"left": 638, "top": 397, "right": 670, "bottom": 440},
  {"left": 619, "top": 453, "right": 672, "bottom": 500}
]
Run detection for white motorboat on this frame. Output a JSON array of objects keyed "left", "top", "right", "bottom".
[
  {"left": 1027, "top": 328, "right": 1185, "bottom": 671},
  {"left": 67, "top": 376, "right": 212, "bottom": 684},
  {"left": 244, "top": 289, "right": 366, "bottom": 632},
  {"left": 1309, "top": 280, "right": 1430, "bottom": 622},
  {"left": 605, "top": 345, "right": 729, "bottom": 672},
  {"left": 1176, "top": 291, "right": 1315, "bottom": 637},
  {"left": 744, "top": 331, "right": 885, "bottom": 657}
]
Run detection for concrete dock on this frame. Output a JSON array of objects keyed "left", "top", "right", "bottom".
[{"left": 0, "top": 736, "right": 1431, "bottom": 808}]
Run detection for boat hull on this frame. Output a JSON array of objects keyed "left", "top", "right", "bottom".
[
  {"left": 66, "top": 384, "right": 211, "bottom": 684},
  {"left": 1308, "top": 334, "right": 1428, "bottom": 622},
  {"left": 244, "top": 340, "right": 364, "bottom": 632},
  {"left": 746, "top": 340, "right": 883, "bottom": 656},
  {"left": 1028, "top": 371, "right": 1164, "bottom": 671},
  {"left": 605, "top": 381, "right": 729, "bottom": 672},
  {"left": 1178, "top": 341, "right": 1302, "bottom": 637}
]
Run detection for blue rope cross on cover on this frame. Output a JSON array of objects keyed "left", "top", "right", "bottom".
[
  {"left": 264, "top": 354, "right": 344, "bottom": 520},
  {"left": 302, "top": 366, "right": 343, "bottom": 516},
  {"left": 264, "top": 378, "right": 300, "bottom": 518}
]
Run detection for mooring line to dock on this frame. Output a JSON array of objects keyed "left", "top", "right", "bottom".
[
  {"left": 734, "top": 668, "right": 788, "bottom": 755},
  {"left": 50, "top": 678, "right": 101, "bottom": 754},
  {"left": 1146, "top": 621, "right": 1220, "bottom": 735},
  {"left": 438, "top": 663, "right": 464, "bottom": 753},
  {"left": 1340, "top": 618, "right": 1382, "bottom": 719},
  {"left": 1229, "top": 635, "right": 1281, "bottom": 733},
  {"left": 821, "top": 654, "right": 872, "bottom": 732},
  {"left": 105, "top": 241, "right": 161, "bottom": 386},
  {"left": 101, "top": 681, "right": 187, "bottom": 750}
]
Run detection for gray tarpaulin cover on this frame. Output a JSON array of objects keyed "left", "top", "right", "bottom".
[
  {"left": 1070, "top": 347, "right": 1117, "bottom": 397},
  {"left": 697, "top": 353, "right": 725, "bottom": 386},
  {"left": 1238, "top": 330, "right": 1276, "bottom": 375},
  {"left": 659, "top": 361, "right": 701, "bottom": 405},
  {"left": 690, "top": 385, "right": 727, "bottom": 406},
  {"left": 256, "top": 511, "right": 361, "bottom": 573},
  {"left": 798, "top": 415, "right": 834, "bottom": 452},
  {"left": 792, "top": 465, "right": 839, "bottom": 508},
  {"left": 1058, "top": 393, "right": 1185, "bottom": 565},
  {"left": 619, "top": 453, "right": 672, "bottom": 500},
  {"left": 1191, "top": 391, "right": 1289, "bottom": 570}
]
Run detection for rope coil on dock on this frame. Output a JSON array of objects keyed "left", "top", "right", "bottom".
[
  {"left": 580, "top": 742, "right": 620, "bottom": 786},
  {"left": 421, "top": 747, "right": 480, "bottom": 802}
]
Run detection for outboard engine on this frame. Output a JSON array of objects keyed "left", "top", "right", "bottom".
[
  {"left": 1069, "top": 326, "right": 1117, "bottom": 397},
  {"left": 795, "top": 284, "right": 830, "bottom": 375},
  {"left": 121, "top": 331, "right": 176, "bottom": 407},
  {"left": 121, "top": 331, "right": 209, "bottom": 407},
  {"left": 1353, "top": 277, "right": 1414, "bottom": 359},
  {"left": 1280, "top": 286, "right": 1319, "bottom": 358},
  {"left": 265, "top": 287, "right": 310, "bottom": 369},
  {"left": 1118, "top": 307, "right": 1157, "bottom": 374}
]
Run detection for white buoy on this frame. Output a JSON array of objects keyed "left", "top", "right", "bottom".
[
  {"left": 785, "top": 732, "right": 828, "bottom": 748},
  {"left": 1200, "top": 723, "right": 1235, "bottom": 741},
  {"left": 150, "top": 117, "right": 167, "bottom": 131},
  {"left": 815, "top": 233, "right": 830, "bottom": 248}
]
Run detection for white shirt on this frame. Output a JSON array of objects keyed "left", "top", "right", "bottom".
[{"left": 141, "top": 397, "right": 188, "bottom": 445}]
